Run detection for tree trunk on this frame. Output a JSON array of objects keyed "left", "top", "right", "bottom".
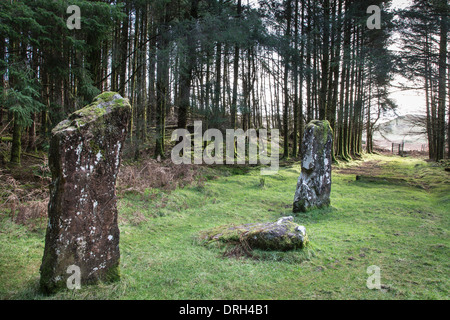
[
  {"left": 10, "top": 115, "right": 21, "bottom": 164},
  {"left": 214, "top": 41, "right": 222, "bottom": 121},
  {"left": 292, "top": 0, "right": 299, "bottom": 157},
  {"left": 155, "top": 10, "right": 170, "bottom": 159},
  {"left": 319, "top": 0, "right": 330, "bottom": 121},
  {"left": 436, "top": 3, "right": 447, "bottom": 161},
  {"left": 283, "top": 0, "right": 292, "bottom": 158},
  {"left": 178, "top": 0, "right": 199, "bottom": 129},
  {"left": 118, "top": 3, "right": 129, "bottom": 97},
  {"left": 231, "top": 0, "right": 242, "bottom": 129}
]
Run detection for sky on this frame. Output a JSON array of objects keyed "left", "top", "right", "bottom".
[{"left": 386, "top": 0, "right": 425, "bottom": 119}]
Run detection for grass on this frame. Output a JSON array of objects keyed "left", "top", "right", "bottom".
[{"left": 0, "top": 153, "right": 449, "bottom": 299}]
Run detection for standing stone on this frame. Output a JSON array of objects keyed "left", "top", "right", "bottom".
[
  {"left": 40, "top": 92, "right": 131, "bottom": 294},
  {"left": 293, "top": 120, "right": 333, "bottom": 213}
]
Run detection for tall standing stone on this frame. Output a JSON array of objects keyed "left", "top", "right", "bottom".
[
  {"left": 293, "top": 120, "right": 333, "bottom": 213},
  {"left": 40, "top": 92, "right": 131, "bottom": 294}
]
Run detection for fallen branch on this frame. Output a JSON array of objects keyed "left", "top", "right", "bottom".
[{"left": 0, "top": 119, "right": 13, "bottom": 136}]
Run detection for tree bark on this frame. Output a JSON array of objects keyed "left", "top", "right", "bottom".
[
  {"left": 10, "top": 115, "right": 21, "bottom": 164},
  {"left": 178, "top": 0, "right": 199, "bottom": 129},
  {"left": 283, "top": 0, "right": 292, "bottom": 158},
  {"left": 436, "top": 2, "right": 447, "bottom": 161},
  {"left": 292, "top": 0, "right": 299, "bottom": 157},
  {"left": 231, "top": 0, "right": 241, "bottom": 129}
]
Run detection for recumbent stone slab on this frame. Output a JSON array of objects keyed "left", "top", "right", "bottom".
[
  {"left": 201, "top": 216, "right": 308, "bottom": 251},
  {"left": 40, "top": 92, "right": 131, "bottom": 294}
]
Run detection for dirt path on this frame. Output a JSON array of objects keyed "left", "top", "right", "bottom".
[{"left": 333, "top": 160, "right": 383, "bottom": 176}]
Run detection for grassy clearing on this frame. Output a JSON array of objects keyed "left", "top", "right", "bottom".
[{"left": 0, "top": 154, "right": 449, "bottom": 299}]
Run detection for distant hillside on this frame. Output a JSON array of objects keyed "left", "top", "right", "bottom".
[{"left": 372, "top": 114, "right": 428, "bottom": 151}]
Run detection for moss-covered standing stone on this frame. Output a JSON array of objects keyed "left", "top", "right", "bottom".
[
  {"left": 40, "top": 92, "right": 131, "bottom": 294},
  {"left": 293, "top": 120, "right": 333, "bottom": 213}
]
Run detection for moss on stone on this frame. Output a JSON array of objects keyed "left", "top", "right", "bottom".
[
  {"left": 308, "top": 120, "right": 332, "bottom": 145},
  {"left": 96, "top": 91, "right": 118, "bottom": 102},
  {"left": 41, "top": 91, "right": 129, "bottom": 295},
  {"left": 39, "top": 249, "right": 76, "bottom": 295},
  {"left": 88, "top": 139, "right": 107, "bottom": 160},
  {"left": 200, "top": 224, "right": 250, "bottom": 243},
  {"left": 51, "top": 92, "right": 130, "bottom": 135},
  {"left": 303, "top": 120, "right": 332, "bottom": 159},
  {"left": 199, "top": 218, "right": 308, "bottom": 251},
  {"left": 39, "top": 260, "right": 121, "bottom": 295}
]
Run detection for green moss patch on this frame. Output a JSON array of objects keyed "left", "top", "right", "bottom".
[{"left": 52, "top": 92, "right": 129, "bottom": 134}]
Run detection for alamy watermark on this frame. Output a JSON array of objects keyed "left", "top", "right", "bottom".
[
  {"left": 171, "top": 121, "right": 279, "bottom": 175},
  {"left": 66, "top": 4, "right": 380, "bottom": 30},
  {"left": 366, "top": 265, "right": 389, "bottom": 293},
  {"left": 66, "top": 264, "right": 81, "bottom": 290},
  {"left": 66, "top": 5, "right": 81, "bottom": 30},
  {"left": 366, "top": 5, "right": 381, "bottom": 30},
  {"left": 366, "top": 265, "right": 381, "bottom": 290}
]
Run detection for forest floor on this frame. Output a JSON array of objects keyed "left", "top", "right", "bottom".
[{"left": 0, "top": 152, "right": 449, "bottom": 299}]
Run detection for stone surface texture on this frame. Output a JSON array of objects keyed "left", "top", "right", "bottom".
[
  {"left": 40, "top": 92, "right": 131, "bottom": 293},
  {"left": 293, "top": 120, "right": 333, "bottom": 213},
  {"left": 201, "top": 216, "right": 308, "bottom": 251}
]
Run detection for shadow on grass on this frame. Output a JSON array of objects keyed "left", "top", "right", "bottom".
[
  {"left": 291, "top": 206, "right": 340, "bottom": 226},
  {"left": 198, "top": 236, "right": 317, "bottom": 265}
]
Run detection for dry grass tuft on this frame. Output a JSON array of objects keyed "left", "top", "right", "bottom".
[
  {"left": 0, "top": 155, "right": 205, "bottom": 228},
  {"left": 14, "top": 199, "right": 48, "bottom": 229},
  {"left": 0, "top": 169, "right": 49, "bottom": 230},
  {"left": 117, "top": 158, "right": 202, "bottom": 194}
]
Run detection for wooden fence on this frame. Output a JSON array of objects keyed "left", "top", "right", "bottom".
[{"left": 391, "top": 142, "right": 405, "bottom": 156}]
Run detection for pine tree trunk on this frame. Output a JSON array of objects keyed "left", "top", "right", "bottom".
[
  {"left": 319, "top": 0, "right": 330, "bottom": 121},
  {"left": 283, "top": 0, "right": 292, "bottom": 158},
  {"left": 222, "top": 43, "right": 229, "bottom": 117},
  {"left": 0, "top": 35, "right": 4, "bottom": 126},
  {"left": 231, "top": 0, "right": 241, "bottom": 129},
  {"left": 155, "top": 10, "right": 170, "bottom": 159},
  {"left": 292, "top": 0, "right": 299, "bottom": 157},
  {"left": 10, "top": 115, "right": 21, "bottom": 165},
  {"left": 436, "top": 4, "right": 447, "bottom": 161},
  {"left": 148, "top": 17, "right": 157, "bottom": 125},
  {"left": 119, "top": 3, "right": 129, "bottom": 96},
  {"left": 178, "top": 0, "right": 199, "bottom": 129},
  {"left": 448, "top": 60, "right": 450, "bottom": 159},
  {"left": 27, "top": 113, "right": 36, "bottom": 152},
  {"left": 214, "top": 42, "right": 222, "bottom": 121},
  {"left": 297, "top": 0, "right": 305, "bottom": 155},
  {"left": 329, "top": 0, "right": 342, "bottom": 160},
  {"left": 305, "top": 0, "right": 312, "bottom": 123}
]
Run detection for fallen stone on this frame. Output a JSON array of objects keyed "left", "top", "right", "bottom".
[
  {"left": 200, "top": 216, "right": 308, "bottom": 251},
  {"left": 39, "top": 92, "right": 131, "bottom": 294},
  {"left": 293, "top": 120, "right": 333, "bottom": 213}
]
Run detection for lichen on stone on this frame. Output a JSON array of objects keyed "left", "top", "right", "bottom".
[
  {"left": 293, "top": 120, "right": 333, "bottom": 213},
  {"left": 51, "top": 92, "right": 130, "bottom": 134},
  {"left": 40, "top": 92, "right": 130, "bottom": 295},
  {"left": 199, "top": 216, "right": 308, "bottom": 251}
]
